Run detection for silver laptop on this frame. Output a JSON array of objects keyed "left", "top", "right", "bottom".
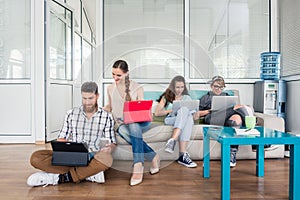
[
  {"left": 171, "top": 100, "right": 199, "bottom": 116},
  {"left": 211, "top": 96, "right": 239, "bottom": 111}
]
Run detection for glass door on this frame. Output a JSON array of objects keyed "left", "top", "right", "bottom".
[{"left": 45, "top": 0, "right": 74, "bottom": 141}]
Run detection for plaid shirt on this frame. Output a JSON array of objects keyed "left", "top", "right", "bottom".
[{"left": 58, "top": 106, "right": 116, "bottom": 152}]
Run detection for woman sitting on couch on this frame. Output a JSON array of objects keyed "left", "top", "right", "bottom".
[
  {"left": 154, "top": 75, "right": 197, "bottom": 168},
  {"left": 104, "top": 60, "right": 160, "bottom": 186}
]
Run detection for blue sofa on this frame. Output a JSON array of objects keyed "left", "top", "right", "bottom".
[{"left": 112, "top": 90, "right": 285, "bottom": 161}]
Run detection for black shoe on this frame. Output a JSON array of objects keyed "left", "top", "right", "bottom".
[{"left": 177, "top": 152, "right": 197, "bottom": 168}]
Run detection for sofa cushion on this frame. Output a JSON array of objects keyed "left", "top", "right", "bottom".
[
  {"left": 189, "top": 90, "right": 208, "bottom": 100},
  {"left": 116, "top": 124, "right": 208, "bottom": 145},
  {"left": 144, "top": 91, "right": 162, "bottom": 101}
]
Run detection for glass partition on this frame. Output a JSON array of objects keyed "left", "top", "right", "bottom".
[
  {"left": 82, "top": 8, "right": 92, "bottom": 42},
  {"left": 0, "top": 0, "right": 31, "bottom": 79},
  {"left": 74, "top": 33, "right": 82, "bottom": 82},
  {"left": 82, "top": 39, "right": 92, "bottom": 82},
  {"left": 66, "top": 0, "right": 81, "bottom": 32},
  {"left": 103, "top": 0, "right": 268, "bottom": 81},
  {"left": 49, "top": 0, "right": 72, "bottom": 80},
  {"left": 189, "top": 0, "right": 269, "bottom": 79},
  {"left": 103, "top": 0, "right": 184, "bottom": 79}
]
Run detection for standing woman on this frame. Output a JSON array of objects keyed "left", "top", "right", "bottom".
[
  {"left": 104, "top": 60, "right": 160, "bottom": 186},
  {"left": 154, "top": 75, "right": 197, "bottom": 168}
]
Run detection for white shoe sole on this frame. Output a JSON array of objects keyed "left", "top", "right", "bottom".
[
  {"left": 86, "top": 171, "right": 105, "bottom": 183},
  {"left": 165, "top": 148, "right": 174, "bottom": 153},
  {"left": 284, "top": 150, "right": 290, "bottom": 158},
  {"left": 27, "top": 172, "right": 59, "bottom": 187},
  {"left": 177, "top": 161, "right": 197, "bottom": 168},
  {"left": 230, "top": 162, "right": 236, "bottom": 168}
]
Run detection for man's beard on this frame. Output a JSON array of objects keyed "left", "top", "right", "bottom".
[{"left": 84, "top": 102, "right": 98, "bottom": 113}]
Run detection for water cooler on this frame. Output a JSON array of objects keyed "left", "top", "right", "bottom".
[
  {"left": 253, "top": 80, "right": 286, "bottom": 119},
  {"left": 255, "top": 52, "right": 286, "bottom": 119},
  {"left": 255, "top": 52, "right": 288, "bottom": 154}
]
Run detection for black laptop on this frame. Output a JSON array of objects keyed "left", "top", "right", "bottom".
[{"left": 51, "top": 141, "right": 90, "bottom": 166}]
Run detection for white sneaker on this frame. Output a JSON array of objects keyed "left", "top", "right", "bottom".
[
  {"left": 27, "top": 172, "right": 59, "bottom": 187},
  {"left": 230, "top": 148, "right": 237, "bottom": 168},
  {"left": 165, "top": 138, "right": 176, "bottom": 153},
  {"left": 284, "top": 150, "right": 290, "bottom": 158},
  {"left": 85, "top": 171, "right": 105, "bottom": 183}
]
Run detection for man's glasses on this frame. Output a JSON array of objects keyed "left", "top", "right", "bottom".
[{"left": 212, "top": 85, "right": 225, "bottom": 90}]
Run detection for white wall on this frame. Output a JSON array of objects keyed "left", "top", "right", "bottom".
[
  {"left": 0, "top": 0, "right": 45, "bottom": 143},
  {"left": 0, "top": 84, "right": 34, "bottom": 142},
  {"left": 285, "top": 80, "right": 300, "bottom": 133},
  {"left": 33, "top": 0, "right": 45, "bottom": 143}
]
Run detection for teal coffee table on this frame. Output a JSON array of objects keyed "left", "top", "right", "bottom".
[{"left": 203, "top": 126, "right": 300, "bottom": 200}]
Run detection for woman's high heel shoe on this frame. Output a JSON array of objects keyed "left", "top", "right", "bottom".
[
  {"left": 130, "top": 163, "right": 144, "bottom": 186},
  {"left": 150, "top": 154, "right": 160, "bottom": 175}
]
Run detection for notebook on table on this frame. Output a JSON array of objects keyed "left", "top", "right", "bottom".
[
  {"left": 171, "top": 100, "right": 199, "bottom": 116},
  {"left": 123, "top": 100, "right": 153, "bottom": 124},
  {"left": 51, "top": 141, "right": 90, "bottom": 166},
  {"left": 211, "top": 96, "right": 239, "bottom": 111}
]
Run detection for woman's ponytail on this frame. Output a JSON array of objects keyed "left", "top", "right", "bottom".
[{"left": 125, "top": 75, "right": 131, "bottom": 101}]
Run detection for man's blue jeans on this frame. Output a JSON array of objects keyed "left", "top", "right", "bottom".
[{"left": 118, "top": 122, "right": 156, "bottom": 164}]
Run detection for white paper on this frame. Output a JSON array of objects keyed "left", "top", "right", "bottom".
[{"left": 234, "top": 128, "right": 260, "bottom": 136}]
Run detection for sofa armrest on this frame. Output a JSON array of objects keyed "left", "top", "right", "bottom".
[{"left": 254, "top": 112, "right": 285, "bottom": 132}]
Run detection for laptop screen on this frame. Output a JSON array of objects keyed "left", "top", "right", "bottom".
[
  {"left": 51, "top": 141, "right": 89, "bottom": 153},
  {"left": 171, "top": 100, "right": 199, "bottom": 116},
  {"left": 211, "top": 96, "right": 239, "bottom": 111}
]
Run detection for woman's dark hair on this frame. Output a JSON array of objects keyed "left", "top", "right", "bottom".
[
  {"left": 157, "top": 75, "right": 189, "bottom": 107},
  {"left": 112, "top": 60, "right": 131, "bottom": 101},
  {"left": 112, "top": 60, "right": 129, "bottom": 73}
]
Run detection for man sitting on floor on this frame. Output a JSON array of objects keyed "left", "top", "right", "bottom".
[{"left": 27, "top": 81, "right": 116, "bottom": 187}]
